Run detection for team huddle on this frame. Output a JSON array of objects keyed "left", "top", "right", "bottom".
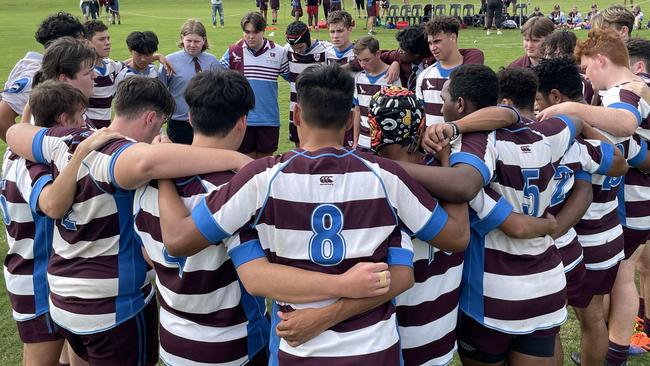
[{"left": 2, "top": 4, "right": 650, "bottom": 366}]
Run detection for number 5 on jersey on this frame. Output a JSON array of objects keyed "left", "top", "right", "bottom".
[{"left": 309, "top": 204, "right": 346, "bottom": 266}]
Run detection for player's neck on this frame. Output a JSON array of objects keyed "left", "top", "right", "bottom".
[
  {"left": 336, "top": 41, "right": 352, "bottom": 52},
  {"left": 604, "top": 66, "right": 639, "bottom": 89},
  {"left": 519, "top": 107, "right": 536, "bottom": 120},
  {"left": 366, "top": 61, "right": 389, "bottom": 76},
  {"left": 439, "top": 49, "right": 462, "bottom": 69},
  {"left": 191, "top": 134, "right": 236, "bottom": 151},
  {"left": 382, "top": 145, "right": 420, "bottom": 163},
  {"left": 298, "top": 127, "right": 345, "bottom": 151}
]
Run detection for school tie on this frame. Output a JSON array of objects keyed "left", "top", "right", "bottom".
[
  {"left": 193, "top": 56, "right": 202, "bottom": 73},
  {"left": 407, "top": 64, "right": 419, "bottom": 91}
]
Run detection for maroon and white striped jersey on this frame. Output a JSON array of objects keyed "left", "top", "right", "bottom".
[
  {"left": 453, "top": 116, "right": 577, "bottom": 334},
  {"left": 353, "top": 71, "right": 402, "bottom": 149},
  {"left": 325, "top": 43, "right": 355, "bottom": 65},
  {"left": 284, "top": 40, "right": 329, "bottom": 127},
  {"left": 134, "top": 173, "right": 270, "bottom": 366},
  {"left": 1, "top": 150, "right": 54, "bottom": 322},
  {"left": 31, "top": 127, "right": 153, "bottom": 333},
  {"left": 189, "top": 148, "right": 448, "bottom": 364},
  {"left": 87, "top": 59, "right": 125, "bottom": 128},
  {"left": 395, "top": 156, "right": 463, "bottom": 366}
]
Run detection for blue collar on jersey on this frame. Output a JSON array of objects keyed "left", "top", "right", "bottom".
[
  {"left": 334, "top": 43, "right": 354, "bottom": 59},
  {"left": 365, "top": 68, "right": 389, "bottom": 84},
  {"left": 435, "top": 62, "right": 462, "bottom": 78}
]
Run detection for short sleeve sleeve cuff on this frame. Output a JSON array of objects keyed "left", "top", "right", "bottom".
[
  {"left": 474, "top": 196, "right": 513, "bottom": 235},
  {"left": 229, "top": 239, "right": 266, "bottom": 268},
  {"left": 556, "top": 114, "right": 577, "bottom": 146},
  {"left": 450, "top": 151, "right": 492, "bottom": 186},
  {"left": 413, "top": 203, "right": 449, "bottom": 242},
  {"left": 387, "top": 247, "right": 414, "bottom": 267},
  {"left": 595, "top": 142, "right": 614, "bottom": 175},
  {"left": 191, "top": 197, "right": 230, "bottom": 244},
  {"left": 28, "top": 174, "right": 53, "bottom": 214},
  {"left": 575, "top": 170, "right": 592, "bottom": 182},
  {"left": 31, "top": 128, "right": 48, "bottom": 164},
  {"left": 628, "top": 138, "right": 648, "bottom": 168},
  {"left": 608, "top": 102, "right": 642, "bottom": 126}
]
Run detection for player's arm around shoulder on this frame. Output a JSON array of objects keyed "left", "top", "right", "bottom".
[
  {"left": 158, "top": 178, "right": 210, "bottom": 257},
  {"left": 379, "top": 159, "right": 470, "bottom": 252},
  {"left": 6, "top": 123, "right": 47, "bottom": 162},
  {"left": 0, "top": 100, "right": 19, "bottom": 142},
  {"left": 111, "top": 142, "right": 253, "bottom": 190}
]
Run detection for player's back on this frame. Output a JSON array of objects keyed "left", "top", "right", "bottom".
[
  {"left": 1, "top": 149, "right": 54, "bottom": 322},
  {"left": 31, "top": 126, "right": 152, "bottom": 333},
  {"left": 134, "top": 173, "right": 269, "bottom": 366},
  {"left": 457, "top": 117, "right": 571, "bottom": 334},
  {"left": 196, "top": 145, "right": 445, "bottom": 364}
]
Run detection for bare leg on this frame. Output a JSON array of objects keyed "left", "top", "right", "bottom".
[
  {"left": 24, "top": 339, "right": 64, "bottom": 366},
  {"left": 574, "top": 295, "right": 609, "bottom": 366}
]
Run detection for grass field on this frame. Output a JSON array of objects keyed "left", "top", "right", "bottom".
[{"left": 1, "top": 0, "right": 650, "bottom": 365}]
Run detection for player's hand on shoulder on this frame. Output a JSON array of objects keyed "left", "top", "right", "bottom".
[
  {"left": 78, "top": 128, "right": 124, "bottom": 154},
  {"left": 621, "top": 80, "right": 650, "bottom": 101},
  {"left": 421, "top": 123, "right": 453, "bottom": 153},
  {"left": 151, "top": 132, "right": 172, "bottom": 144}
]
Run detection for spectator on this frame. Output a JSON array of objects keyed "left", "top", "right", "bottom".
[
  {"left": 567, "top": 6, "right": 583, "bottom": 28},
  {"left": 210, "top": 0, "right": 224, "bottom": 28},
  {"left": 633, "top": 5, "right": 643, "bottom": 29},
  {"left": 549, "top": 4, "right": 566, "bottom": 27},
  {"left": 159, "top": 19, "right": 222, "bottom": 144},
  {"left": 508, "top": 16, "right": 555, "bottom": 67},
  {"left": 530, "top": 6, "right": 544, "bottom": 17},
  {"left": 485, "top": 0, "right": 504, "bottom": 35}
]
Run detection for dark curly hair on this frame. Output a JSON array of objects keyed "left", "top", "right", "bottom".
[
  {"left": 35, "top": 12, "right": 85, "bottom": 47},
  {"left": 497, "top": 67, "right": 539, "bottom": 111},
  {"left": 425, "top": 16, "right": 460, "bottom": 37},
  {"left": 126, "top": 31, "right": 159, "bottom": 54},
  {"left": 396, "top": 25, "right": 431, "bottom": 58},
  {"left": 532, "top": 57, "right": 583, "bottom": 101},
  {"left": 449, "top": 65, "right": 498, "bottom": 110}
]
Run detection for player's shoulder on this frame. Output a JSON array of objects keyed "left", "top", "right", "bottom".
[{"left": 3, "top": 52, "right": 42, "bottom": 94}]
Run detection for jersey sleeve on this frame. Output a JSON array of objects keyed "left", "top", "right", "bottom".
[
  {"left": 386, "top": 228, "right": 414, "bottom": 268},
  {"left": 602, "top": 87, "right": 643, "bottom": 126},
  {"left": 220, "top": 49, "right": 230, "bottom": 69},
  {"left": 223, "top": 227, "right": 267, "bottom": 268},
  {"left": 626, "top": 135, "right": 648, "bottom": 168},
  {"left": 449, "top": 131, "right": 497, "bottom": 186},
  {"left": 533, "top": 115, "right": 577, "bottom": 162},
  {"left": 190, "top": 161, "right": 266, "bottom": 245},
  {"left": 378, "top": 160, "right": 449, "bottom": 243},
  {"left": 468, "top": 186, "right": 513, "bottom": 236},
  {"left": 577, "top": 138, "right": 614, "bottom": 176},
  {"left": 415, "top": 70, "right": 425, "bottom": 101},
  {"left": 24, "top": 162, "right": 53, "bottom": 214}
]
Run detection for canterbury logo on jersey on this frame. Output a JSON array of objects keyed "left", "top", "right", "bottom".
[
  {"left": 520, "top": 145, "right": 532, "bottom": 153},
  {"left": 320, "top": 176, "right": 334, "bottom": 185}
]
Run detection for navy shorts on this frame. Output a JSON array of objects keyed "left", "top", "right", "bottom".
[
  {"left": 59, "top": 299, "right": 159, "bottom": 366},
  {"left": 457, "top": 313, "right": 559, "bottom": 363},
  {"left": 238, "top": 126, "right": 280, "bottom": 154},
  {"left": 16, "top": 313, "right": 64, "bottom": 343}
]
